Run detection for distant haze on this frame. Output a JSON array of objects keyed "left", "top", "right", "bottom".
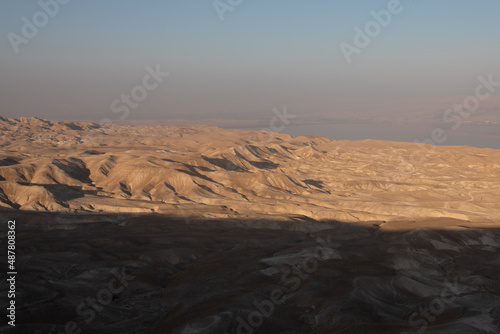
[{"left": 1, "top": 1, "right": 499, "bottom": 134}]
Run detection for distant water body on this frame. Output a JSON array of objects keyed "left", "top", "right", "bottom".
[{"left": 268, "top": 122, "right": 500, "bottom": 150}]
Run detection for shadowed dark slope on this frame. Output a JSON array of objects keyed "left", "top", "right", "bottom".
[{"left": 1, "top": 211, "right": 499, "bottom": 334}]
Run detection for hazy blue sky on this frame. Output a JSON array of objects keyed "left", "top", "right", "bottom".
[{"left": 1, "top": 0, "right": 499, "bottom": 122}]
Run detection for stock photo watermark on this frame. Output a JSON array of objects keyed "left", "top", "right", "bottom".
[
  {"left": 5, "top": 220, "right": 17, "bottom": 327},
  {"left": 63, "top": 64, "right": 169, "bottom": 155},
  {"left": 8, "top": 0, "right": 71, "bottom": 54},
  {"left": 383, "top": 73, "right": 499, "bottom": 184},
  {"left": 229, "top": 235, "right": 340, "bottom": 334},
  {"left": 213, "top": 105, "right": 296, "bottom": 187},
  {"left": 213, "top": 0, "right": 243, "bottom": 21},
  {"left": 52, "top": 267, "right": 135, "bottom": 334},
  {"left": 442, "top": 74, "right": 499, "bottom": 132},
  {"left": 411, "top": 73, "right": 499, "bottom": 159},
  {"left": 340, "top": 0, "right": 409, "bottom": 64},
  {"left": 110, "top": 64, "right": 170, "bottom": 121},
  {"left": 401, "top": 276, "right": 460, "bottom": 333},
  {"left": 255, "top": 106, "right": 296, "bottom": 142}
]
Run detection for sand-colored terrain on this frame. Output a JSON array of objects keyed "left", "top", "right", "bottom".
[
  {"left": 1, "top": 116, "right": 500, "bottom": 223},
  {"left": 1, "top": 116, "right": 500, "bottom": 333}
]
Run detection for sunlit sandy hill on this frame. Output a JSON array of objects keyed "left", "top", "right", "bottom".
[{"left": 1, "top": 116, "right": 500, "bottom": 225}]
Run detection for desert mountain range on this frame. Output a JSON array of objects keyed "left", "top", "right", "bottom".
[
  {"left": 1, "top": 116, "right": 500, "bottom": 223},
  {"left": 3, "top": 116, "right": 500, "bottom": 333}
]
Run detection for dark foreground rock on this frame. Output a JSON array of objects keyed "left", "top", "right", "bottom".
[{"left": 1, "top": 211, "right": 499, "bottom": 333}]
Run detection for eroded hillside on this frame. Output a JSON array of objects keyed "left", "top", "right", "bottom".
[{"left": 1, "top": 116, "right": 500, "bottom": 223}]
